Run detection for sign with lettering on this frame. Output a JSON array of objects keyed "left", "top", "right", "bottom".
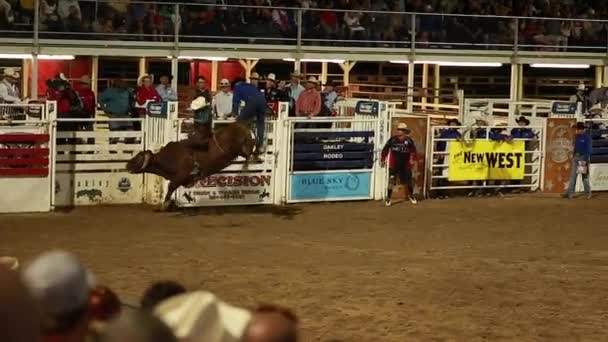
[
  {"left": 290, "top": 171, "right": 371, "bottom": 200},
  {"left": 448, "top": 141, "right": 526, "bottom": 181},
  {"left": 355, "top": 101, "right": 379, "bottom": 116},
  {"left": 551, "top": 102, "right": 578, "bottom": 115},
  {"left": 176, "top": 173, "right": 273, "bottom": 206}
]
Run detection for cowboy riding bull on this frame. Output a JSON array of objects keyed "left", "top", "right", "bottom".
[{"left": 126, "top": 82, "right": 268, "bottom": 211}]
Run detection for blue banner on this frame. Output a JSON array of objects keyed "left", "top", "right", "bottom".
[{"left": 290, "top": 171, "right": 371, "bottom": 200}]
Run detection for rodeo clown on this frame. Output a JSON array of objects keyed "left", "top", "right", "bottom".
[{"left": 381, "top": 122, "right": 418, "bottom": 207}]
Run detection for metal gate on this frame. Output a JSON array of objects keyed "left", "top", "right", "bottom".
[{"left": 428, "top": 123, "right": 545, "bottom": 194}]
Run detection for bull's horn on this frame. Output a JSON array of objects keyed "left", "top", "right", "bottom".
[{"left": 141, "top": 151, "right": 151, "bottom": 170}]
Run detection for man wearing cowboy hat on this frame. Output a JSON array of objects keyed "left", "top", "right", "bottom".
[
  {"left": 511, "top": 116, "right": 535, "bottom": 139},
  {"left": 264, "top": 73, "right": 288, "bottom": 103},
  {"left": 570, "top": 83, "right": 588, "bottom": 114},
  {"left": 0, "top": 67, "right": 23, "bottom": 119},
  {"left": 381, "top": 122, "right": 418, "bottom": 206},
  {"left": 135, "top": 74, "right": 161, "bottom": 117},
  {"left": 295, "top": 76, "right": 321, "bottom": 120},
  {"left": 286, "top": 71, "right": 304, "bottom": 116},
  {"left": 195, "top": 76, "right": 212, "bottom": 104},
  {"left": 213, "top": 78, "right": 233, "bottom": 120},
  {"left": 187, "top": 96, "right": 214, "bottom": 152}
]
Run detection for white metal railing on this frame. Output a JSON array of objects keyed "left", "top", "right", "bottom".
[
  {"left": 428, "top": 125, "right": 545, "bottom": 195},
  {"left": 462, "top": 98, "right": 554, "bottom": 126},
  {"left": 2, "top": 1, "right": 608, "bottom": 54}
]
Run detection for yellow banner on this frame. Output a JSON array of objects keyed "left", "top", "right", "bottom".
[{"left": 448, "top": 141, "right": 525, "bottom": 181}]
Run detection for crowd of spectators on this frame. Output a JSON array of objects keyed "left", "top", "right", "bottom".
[
  {"left": 1, "top": 0, "right": 608, "bottom": 49},
  {"left": 0, "top": 249, "right": 300, "bottom": 342}
]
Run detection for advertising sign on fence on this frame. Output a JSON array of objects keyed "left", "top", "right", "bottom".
[
  {"left": 448, "top": 141, "right": 526, "bottom": 181},
  {"left": 290, "top": 171, "right": 371, "bottom": 201},
  {"left": 176, "top": 172, "right": 274, "bottom": 206}
]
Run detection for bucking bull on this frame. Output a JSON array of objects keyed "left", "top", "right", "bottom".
[{"left": 126, "top": 121, "right": 256, "bottom": 211}]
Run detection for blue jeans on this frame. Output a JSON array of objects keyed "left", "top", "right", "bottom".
[
  {"left": 237, "top": 95, "right": 267, "bottom": 148},
  {"left": 567, "top": 154, "right": 591, "bottom": 194}
]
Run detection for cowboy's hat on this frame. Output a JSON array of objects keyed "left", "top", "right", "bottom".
[
  {"left": 474, "top": 118, "right": 488, "bottom": 126},
  {"left": 397, "top": 122, "right": 410, "bottom": 131},
  {"left": 291, "top": 71, "right": 302, "bottom": 78},
  {"left": 155, "top": 291, "right": 251, "bottom": 342},
  {"left": 219, "top": 78, "right": 230, "bottom": 87},
  {"left": 515, "top": 115, "right": 530, "bottom": 125},
  {"left": 2, "top": 67, "right": 19, "bottom": 79},
  {"left": 190, "top": 97, "right": 207, "bottom": 111},
  {"left": 577, "top": 83, "right": 586, "bottom": 91},
  {"left": 266, "top": 73, "right": 276, "bottom": 81},
  {"left": 250, "top": 72, "right": 260, "bottom": 80},
  {"left": 78, "top": 75, "right": 91, "bottom": 84},
  {"left": 137, "top": 74, "right": 151, "bottom": 86},
  {"left": 0, "top": 256, "right": 18, "bottom": 270},
  {"left": 446, "top": 118, "right": 461, "bottom": 126},
  {"left": 306, "top": 76, "right": 318, "bottom": 84}
]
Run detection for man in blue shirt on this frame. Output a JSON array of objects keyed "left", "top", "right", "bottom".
[
  {"left": 231, "top": 77, "right": 268, "bottom": 155},
  {"left": 563, "top": 122, "right": 592, "bottom": 199}
]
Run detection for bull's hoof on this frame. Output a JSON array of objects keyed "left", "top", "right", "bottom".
[{"left": 159, "top": 200, "right": 175, "bottom": 212}]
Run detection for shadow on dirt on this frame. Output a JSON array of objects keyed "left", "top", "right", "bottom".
[{"left": 175, "top": 205, "right": 303, "bottom": 220}]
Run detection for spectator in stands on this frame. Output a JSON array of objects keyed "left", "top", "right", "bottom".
[
  {"left": 214, "top": 78, "right": 234, "bottom": 119},
  {"left": 156, "top": 74, "right": 177, "bottom": 102},
  {"left": 22, "top": 250, "right": 96, "bottom": 342},
  {"left": 100, "top": 79, "right": 135, "bottom": 134},
  {"left": 101, "top": 310, "right": 177, "bottom": 342},
  {"left": 295, "top": 76, "right": 321, "bottom": 120},
  {"left": 563, "top": 122, "right": 592, "bottom": 199},
  {"left": 343, "top": 7, "right": 367, "bottom": 43},
  {"left": 250, "top": 71, "right": 260, "bottom": 88},
  {"left": 0, "top": 67, "right": 22, "bottom": 119},
  {"left": 140, "top": 280, "right": 187, "bottom": 312},
  {"left": 0, "top": 267, "right": 42, "bottom": 342},
  {"left": 243, "top": 304, "right": 299, "bottom": 342},
  {"left": 570, "top": 84, "right": 588, "bottom": 114},
  {"left": 194, "top": 76, "right": 212, "bottom": 104},
  {"left": 135, "top": 74, "right": 161, "bottom": 116},
  {"left": 319, "top": 8, "right": 338, "bottom": 43},
  {"left": 265, "top": 73, "right": 288, "bottom": 103},
  {"left": 511, "top": 116, "right": 535, "bottom": 139},
  {"left": 286, "top": 71, "right": 304, "bottom": 115},
  {"left": 322, "top": 81, "right": 338, "bottom": 113},
  {"left": 155, "top": 291, "right": 252, "bottom": 342},
  {"left": 0, "top": 0, "right": 14, "bottom": 30},
  {"left": 57, "top": 0, "right": 81, "bottom": 31},
  {"left": 381, "top": 122, "right": 418, "bottom": 206},
  {"left": 40, "top": 0, "right": 61, "bottom": 31},
  {"left": 107, "top": 0, "right": 128, "bottom": 27}
]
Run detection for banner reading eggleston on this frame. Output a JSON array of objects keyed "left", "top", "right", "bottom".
[{"left": 448, "top": 141, "right": 526, "bottom": 181}]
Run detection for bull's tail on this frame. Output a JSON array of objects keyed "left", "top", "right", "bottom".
[{"left": 126, "top": 150, "right": 152, "bottom": 174}]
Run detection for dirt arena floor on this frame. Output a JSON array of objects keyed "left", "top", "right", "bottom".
[{"left": 2, "top": 194, "right": 608, "bottom": 341}]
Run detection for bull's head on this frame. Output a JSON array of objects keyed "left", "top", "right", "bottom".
[{"left": 126, "top": 151, "right": 152, "bottom": 174}]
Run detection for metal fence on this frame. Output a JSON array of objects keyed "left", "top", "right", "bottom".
[{"left": 2, "top": 1, "right": 608, "bottom": 53}]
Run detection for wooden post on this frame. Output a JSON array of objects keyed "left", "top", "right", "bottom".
[
  {"left": 138, "top": 57, "right": 147, "bottom": 77},
  {"left": 239, "top": 59, "right": 259, "bottom": 82},
  {"left": 170, "top": 57, "right": 178, "bottom": 91},
  {"left": 517, "top": 63, "right": 523, "bottom": 100},
  {"left": 406, "top": 62, "right": 415, "bottom": 112},
  {"left": 433, "top": 64, "right": 440, "bottom": 105},
  {"left": 421, "top": 63, "right": 429, "bottom": 109},
  {"left": 31, "top": 54, "right": 38, "bottom": 99},
  {"left": 595, "top": 65, "right": 603, "bottom": 88},
  {"left": 339, "top": 61, "right": 356, "bottom": 86},
  {"left": 509, "top": 63, "right": 519, "bottom": 102},
  {"left": 21, "top": 59, "right": 30, "bottom": 98},
  {"left": 211, "top": 60, "right": 219, "bottom": 92},
  {"left": 91, "top": 56, "right": 99, "bottom": 96},
  {"left": 320, "top": 61, "right": 328, "bottom": 85}
]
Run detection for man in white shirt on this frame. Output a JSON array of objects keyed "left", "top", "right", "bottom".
[
  {"left": 213, "top": 78, "right": 233, "bottom": 120},
  {"left": 0, "top": 67, "right": 22, "bottom": 119},
  {"left": 287, "top": 71, "right": 304, "bottom": 116},
  {"left": 156, "top": 74, "right": 177, "bottom": 101}
]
